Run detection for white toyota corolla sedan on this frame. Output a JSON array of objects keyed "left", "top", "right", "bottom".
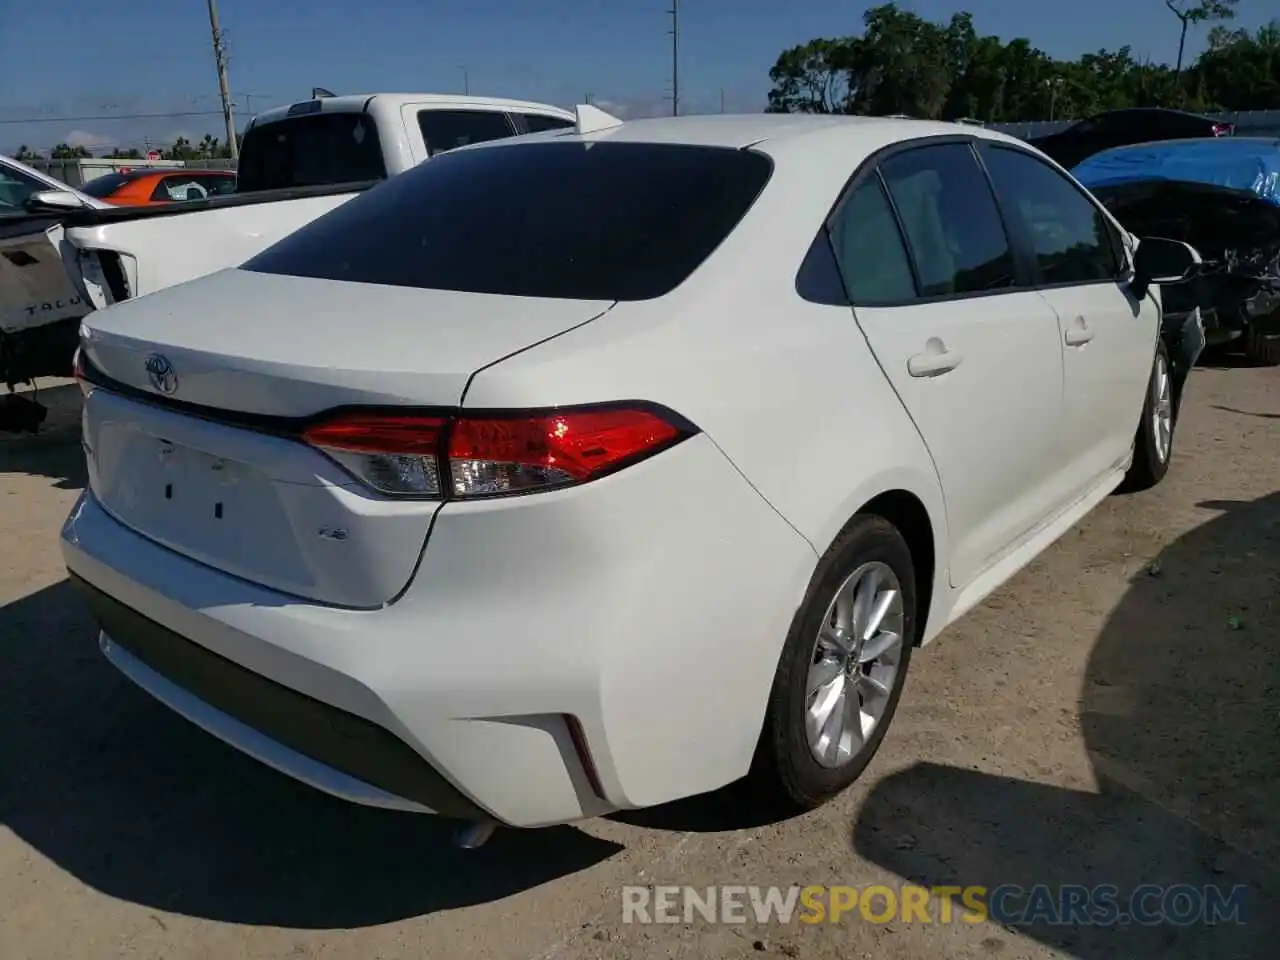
[{"left": 61, "top": 109, "right": 1202, "bottom": 838}]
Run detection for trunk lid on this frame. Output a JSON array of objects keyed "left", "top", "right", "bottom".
[
  {"left": 79, "top": 267, "right": 613, "bottom": 607},
  {"left": 80, "top": 267, "right": 613, "bottom": 414}
]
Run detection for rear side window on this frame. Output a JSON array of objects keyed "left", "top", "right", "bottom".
[
  {"left": 982, "top": 146, "right": 1121, "bottom": 285},
  {"left": 417, "top": 110, "right": 515, "bottom": 157},
  {"left": 237, "top": 113, "right": 386, "bottom": 192},
  {"left": 828, "top": 177, "right": 917, "bottom": 304},
  {"left": 244, "top": 141, "right": 773, "bottom": 301},
  {"left": 520, "top": 113, "right": 574, "bottom": 133},
  {"left": 879, "top": 143, "right": 1016, "bottom": 297},
  {"left": 79, "top": 172, "right": 134, "bottom": 198}
]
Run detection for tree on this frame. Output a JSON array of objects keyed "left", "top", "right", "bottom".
[
  {"left": 767, "top": 38, "right": 854, "bottom": 113},
  {"left": 1164, "top": 0, "right": 1238, "bottom": 77},
  {"left": 49, "top": 143, "right": 92, "bottom": 159},
  {"left": 104, "top": 147, "right": 143, "bottom": 159},
  {"left": 13, "top": 145, "right": 41, "bottom": 161},
  {"left": 764, "top": 4, "right": 1277, "bottom": 123},
  {"left": 161, "top": 136, "right": 195, "bottom": 161},
  {"left": 1194, "top": 19, "right": 1280, "bottom": 110}
]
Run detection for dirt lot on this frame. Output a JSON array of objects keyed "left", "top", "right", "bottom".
[{"left": 1, "top": 363, "right": 1276, "bottom": 960}]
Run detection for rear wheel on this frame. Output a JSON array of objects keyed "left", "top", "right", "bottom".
[
  {"left": 1120, "top": 340, "right": 1174, "bottom": 493},
  {"left": 751, "top": 515, "right": 916, "bottom": 810}
]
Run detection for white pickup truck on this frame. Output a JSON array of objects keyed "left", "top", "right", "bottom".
[
  {"left": 58, "top": 93, "right": 577, "bottom": 312},
  {"left": 2, "top": 154, "right": 112, "bottom": 389}
]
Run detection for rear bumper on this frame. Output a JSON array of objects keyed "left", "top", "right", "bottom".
[
  {"left": 75, "top": 574, "right": 484, "bottom": 818},
  {"left": 61, "top": 434, "right": 816, "bottom": 827}
]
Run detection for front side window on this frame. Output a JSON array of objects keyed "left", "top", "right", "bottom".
[
  {"left": 0, "top": 163, "right": 48, "bottom": 213},
  {"left": 417, "top": 110, "right": 515, "bottom": 156},
  {"left": 150, "top": 174, "right": 238, "bottom": 202},
  {"left": 244, "top": 141, "right": 772, "bottom": 302},
  {"left": 827, "top": 176, "right": 917, "bottom": 304},
  {"left": 982, "top": 146, "right": 1121, "bottom": 285},
  {"left": 237, "top": 113, "right": 386, "bottom": 192},
  {"left": 879, "top": 143, "right": 1017, "bottom": 297},
  {"left": 203, "top": 174, "right": 238, "bottom": 196},
  {"left": 152, "top": 176, "right": 211, "bottom": 202}
]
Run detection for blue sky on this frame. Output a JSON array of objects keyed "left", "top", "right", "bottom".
[{"left": 1, "top": 0, "right": 1273, "bottom": 155}]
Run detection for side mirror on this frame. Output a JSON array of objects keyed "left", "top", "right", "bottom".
[
  {"left": 1131, "top": 237, "right": 1201, "bottom": 300},
  {"left": 24, "top": 189, "right": 87, "bottom": 213}
]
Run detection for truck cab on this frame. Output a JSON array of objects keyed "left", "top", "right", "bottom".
[{"left": 60, "top": 94, "right": 577, "bottom": 311}]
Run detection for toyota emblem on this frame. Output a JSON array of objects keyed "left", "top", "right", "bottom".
[{"left": 144, "top": 353, "right": 178, "bottom": 394}]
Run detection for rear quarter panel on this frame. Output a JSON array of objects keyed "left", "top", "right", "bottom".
[{"left": 461, "top": 138, "right": 952, "bottom": 640}]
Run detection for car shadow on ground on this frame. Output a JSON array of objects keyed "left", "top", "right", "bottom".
[
  {"left": 851, "top": 492, "right": 1280, "bottom": 958},
  {"left": 0, "top": 383, "right": 86, "bottom": 489},
  {"left": 1212, "top": 404, "right": 1280, "bottom": 421},
  {"left": 0, "top": 578, "right": 623, "bottom": 929},
  {"left": 1195, "top": 345, "right": 1277, "bottom": 371}
]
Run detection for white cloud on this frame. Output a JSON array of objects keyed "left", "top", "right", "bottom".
[{"left": 64, "top": 129, "right": 117, "bottom": 151}]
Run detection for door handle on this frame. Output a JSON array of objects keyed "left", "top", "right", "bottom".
[
  {"left": 907, "top": 343, "right": 963, "bottom": 378},
  {"left": 1064, "top": 317, "right": 1094, "bottom": 346}
]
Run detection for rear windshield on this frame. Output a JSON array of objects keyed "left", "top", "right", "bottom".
[
  {"left": 242, "top": 141, "right": 773, "bottom": 301},
  {"left": 80, "top": 172, "right": 136, "bottom": 197},
  {"left": 236, "top": 112, "right": 386, "bottom": 192}
]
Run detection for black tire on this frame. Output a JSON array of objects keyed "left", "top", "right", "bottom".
[
  {"left": 1120, "top": 340, "right": 1175, "bottom": 494},
  {"left": 751, "top": 514, "right": 916, "bottom": 811},
  {"left": 1243, "top": 324, "right": 1280, "bottom": 365}
]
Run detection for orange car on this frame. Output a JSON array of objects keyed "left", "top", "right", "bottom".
[{"left": 79, "top": 168, "right": 237, "bottom": 206}]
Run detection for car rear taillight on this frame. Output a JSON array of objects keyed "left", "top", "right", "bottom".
[
  {"left": 72, "top": 346, "right": 90, "bottom": 396},
  {"left": 301, "top": 405, "right": 692, "bottom": 499},
  {"left": 1212, "top": 122, "right": 1233, "bottom": 137}
]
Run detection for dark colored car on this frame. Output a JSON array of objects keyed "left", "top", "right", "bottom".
[
  {"left": 1074, "top": 138, "right": 1280, "bottom": 365},
  {"left": 1028, "top": 108, "right": 1233, "bottom": 170}
]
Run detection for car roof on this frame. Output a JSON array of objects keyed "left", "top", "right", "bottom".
[
  {"left": 112, "top": 168, "right": 234, "bottom": 180},
  {"left": 1094, "top": 135, "right": 1280, "bottom": 153},
  {"left": 252, "top": 93, "right": 576, "bottom": 129},
  {"left": 1094, "top": 107, "right": 1217, "bottom": 120},
  {"left": 471, "top": 112, "right": 1029, "bottom": 153}
]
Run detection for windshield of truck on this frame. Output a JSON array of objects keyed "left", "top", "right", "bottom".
[
  {"left": 236, "top": 112, "right": 386, "bottom": 192},
  {"left": 243, "top": 141, "right": 774, "bottom": 301}
]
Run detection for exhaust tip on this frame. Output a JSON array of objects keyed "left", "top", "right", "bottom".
[{"left": 453, "top": 821, "right": 498, "bottom": 850}]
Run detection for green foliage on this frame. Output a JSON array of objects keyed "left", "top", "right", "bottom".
[{"left": 767, "top": 3, "right": 1277, "bottom": 122}]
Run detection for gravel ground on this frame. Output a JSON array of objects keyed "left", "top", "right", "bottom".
[{"left": 1, "top": 360, "right": 1276, "bottom": 960}]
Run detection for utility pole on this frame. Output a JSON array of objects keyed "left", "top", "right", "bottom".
[
  {"left": 668, "top": 0, "right": 680, "bottom": 116},
  {"left": 458, "top": 66, "right": 470, "bottom": 95},
  {"left": 206, "top": 0, "right": 238, "bottom": 162},
  {"left": 719, "top": 87, "right": 725, "bottom": 113}
]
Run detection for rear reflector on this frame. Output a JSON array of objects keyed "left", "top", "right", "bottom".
[
  {"left": 302, "top": 405, "right": 691, "bottom": 499},
  {"left": 73, "top": 346, "right": 90, "bottom": 396}
]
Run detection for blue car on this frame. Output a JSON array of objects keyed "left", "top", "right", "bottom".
[{"left": 1073, "top": 137, "right": 1280, "bottom": 364}]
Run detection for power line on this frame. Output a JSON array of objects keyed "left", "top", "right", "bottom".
[{"left": 0, "top": 109, "right": 228, "bottom": 126}]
